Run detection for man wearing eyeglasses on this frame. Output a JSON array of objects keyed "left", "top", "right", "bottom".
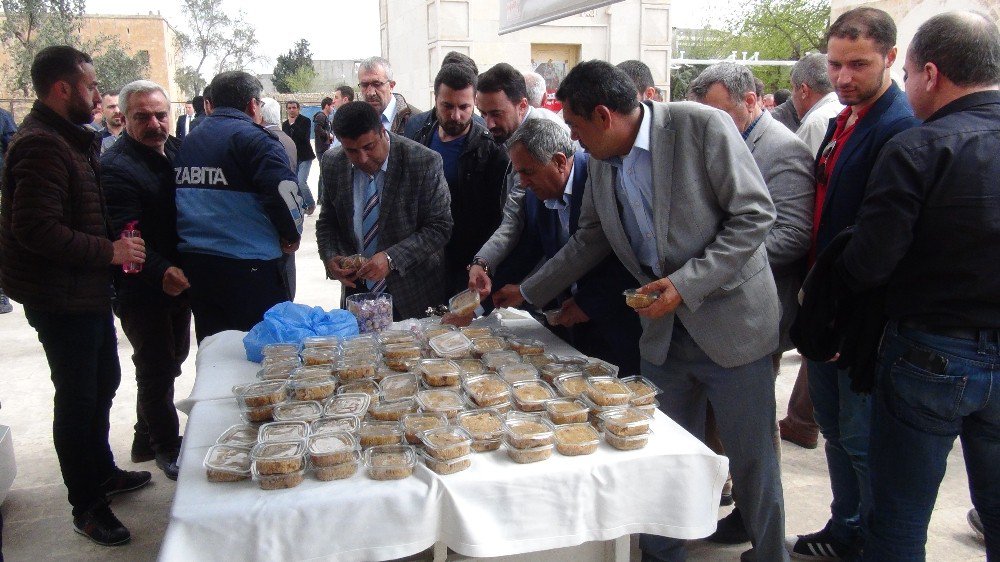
[
  {"left": 784, "top": 8, "right": 919, "bottom": 561},
  {"left": 357, "top": 56, "right": 420, "bottom": 135}
]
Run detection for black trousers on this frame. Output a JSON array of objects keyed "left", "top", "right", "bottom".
[
  {"left": 116, "top": 297, "right": 191, "bottom": 453},
  {"left": 24, "top": 307, "right": 120, "bottom": 516},
  {"left": 181, "top": 253, "right": 290, "bottom": 342}
]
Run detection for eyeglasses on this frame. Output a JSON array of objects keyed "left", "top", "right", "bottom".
[
  {"left": 816, "top": 138, "right": 837, "bottom": 184},
  {"left": 358, "top": 81, "right": 387, "bottom": 90}
]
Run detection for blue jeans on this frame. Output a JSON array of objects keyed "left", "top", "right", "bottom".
[
  {"left": 863, "top": 322, "right": 999, "bottom": 561},
  {"left": 296, "top": 160, "right": 315, "bottom": 210},
  {"left": 639, "top": 322, "right": 787, "bottom": 562},
  {"left": 807, "top": 358, "right": 871, "bottom": 546}
]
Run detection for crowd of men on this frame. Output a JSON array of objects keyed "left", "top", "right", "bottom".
[{"left": 0, "top": 7, "right": 996, "bottom": 562}]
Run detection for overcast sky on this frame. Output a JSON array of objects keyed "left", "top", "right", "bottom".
[{"left": 84, "top": 0, "right": 731, "bottom": 74}]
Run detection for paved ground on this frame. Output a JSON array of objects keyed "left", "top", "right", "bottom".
[{"left": 0, "top": 208, "right": 987, "bottom": 561}]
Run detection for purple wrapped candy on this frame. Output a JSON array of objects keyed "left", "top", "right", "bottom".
[{"left": 346, "top": 292, "right": 393, "bottom": 334}]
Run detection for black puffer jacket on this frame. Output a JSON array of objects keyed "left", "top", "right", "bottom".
[{"left": 0, "top": 101, "right": 114, "bottom": 312}]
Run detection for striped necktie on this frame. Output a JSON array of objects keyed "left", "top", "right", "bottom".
[{"left": 362, "top": 175, "right": 385, "bottom": 294}]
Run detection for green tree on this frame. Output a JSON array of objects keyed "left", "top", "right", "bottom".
[
  {"left": 0, "top": 0, "right": 90, "bottom": 96},
  {"left": 175, "top": 65, "right": 207, "bottom": 99},
  {"left": 93, "top": 41, "right": 151, "bottom": 92},
  {"left": 174, "top": 0, "right": 265, "bottom": 91},
  {"left": 272, "top": 39, "right": 315, "bottom": 93}
]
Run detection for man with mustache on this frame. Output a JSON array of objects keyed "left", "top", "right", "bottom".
[
  {"left": 407, "top": 63, "right": 509, "bottom": 295},
  {"left": 102, "top": 79, "right": 191, "bottom": 482}
]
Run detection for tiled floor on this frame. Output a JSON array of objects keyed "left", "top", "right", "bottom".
[{"left": 0, "top": 212, "right": 986, "bottom": 561}]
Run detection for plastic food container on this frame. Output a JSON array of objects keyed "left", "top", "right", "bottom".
[
  {"left": 365, "top": 444, "right": 416, "bottom": 480},
  {"left": 341, "top": 254, "right": 369, "bottom": 271},
  {"left": 311, "top": 416, "right": 360, "bottom": 435},
  {"left": 470, "top": 337, "right": 507, "bottom": 358},
  {"left": 599, "top": 407, "right": 653, "bottom": 437},
  {"left": 583, "top": 358, "right": 618, "bottom": 378},
  {"left": 456, "top": 410, "right": 505, "bottom": 452},
  {"left": 288, "top": 375, "right": 337, "bottom": 402},
  {"left": 239, "top": 404, "right": 274, "bottom": 423},
  {"left": 524, "top": 353, "right": 557, "bottom": 368},
  {"left": 419, "top": 449, "right": 472, "bottom": 475},
  {"left": 459, "top": 326, "right": 493, "bottom": 339},
  {"left": 620, "top": 375, "right": 662, "bottom": 406},
  {"left": 378, "top": 329, "right": 420, "bottom": 346},
  {"left": 340, "top": 333, "right": 378, "bottom": 350},
  {"left": 290, "top": 365, "right": 334, "bottom": 379},
  {"left": 204, "top": 444, "right": 252, "bottom": 482},
  {"left": 258, "top": 420, "right": 310, "bottom": 442},
  {"left": 262, "top": 342, "right": 300, "bottom": 359},
  {"left": 502, "top": 416, "right": 556, "bottom": 449},
  {"left": 313, "top": 451, "right": 361, "bottom": 481},
  {"left": 308, "top": 431, "right": 359, "bottom": 466},
  {"left": 504, "top": 438, "right": 554, "bottom": 464},
  {"left": 216, "top": 424, "right": 260, "bottom": 448},
  {"left": 418, "top": 426, "right": 473, "bottom": 461},
  {"left": 358, "top": 420, "right": 405, "bottom": 448},
  {"left": 462, "top": 374, "right": 511, "bottom": 408},
  {"left": 301, "top": 335, "right": 340, "bottom": 349},
  {"left": 401, "top": 412, "right": 449, "bottom": 444},
  {"left": 543, "top": 398, "right": 590, "bottom": 425},
  {"left": 301, "top": 348, "right": 338, "bottom": 366},
  {"left": 540, "top": 362, "right": 583, "bottom": 384},
  {"left": 428, "top": 331, "right": 473, "bottom": 359},
  {"left": 448, "top": 288, "right": 480, "bottom": 317},
  {"left": 323, "top": 392, "right": 371, "bottom": 417},
  {"left": 511, "top": 380, "right": 557, "bottom": 412},
  {"left": 482, "top": 350, "right": 522, "bottom": 372},
  {"left": 422, "top": 324, "right": 456, "bottom": 341},
  {"left": 455, "top": 358, "right": 486, "bottom": 376},
  {"left": 368, "top": 397, "right": 418, "bottom": 422},
  {"left": 553, "top": 373, "right": 589, "bottom": 398},
  {"left": 605, "top": 428, "right": 652, "bottom": 450},
  {"left": 499, "top": 363, "right": 540, "bottom": 384},
  {"left": 346, "top": 292, "right": 393, "bottom": 333},
  {"left": 382, "top": 343, "right": 424, "bottom": 371},
  {"left": 508, "top": 337, "right": 545, "bottom": 356},
  {"left": 251, "top": 440, "right": 306, "bottom": 475},
  {"left": 338, "top": 379, "right": 381, "bottom": 403},
  {"left": 272, "top": 400, "right": 324, "bottom": 422},
  {"left": 554, "top": 423, "right": 601, "bottom": 456},
  {"left": 258, "top": 359, "right": 300, "bottom": 380},
  {"left": 379, "top": 372, "right": 420, "bottom": 401},
  {"left": 333, "top": 357, "right": 377, "bottom": 381},
  {"left": 416, "top": 389, "right": 465, "bottom": 419},
  {"left": 235, "top": 380, "right": 287, "bottom": 408},
  {"left": 417, "top": 359, "right": 461, "bottom": 387},
  {"left": 623, "top": 289, "right": 659, "bottom": 309},
  {"left": 586, "top": 376, "right": 633, "bottom": 407}
]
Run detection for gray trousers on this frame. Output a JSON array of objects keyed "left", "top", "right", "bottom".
[{"left": 639, "top": 321, "right": 788, "bottom": 562}]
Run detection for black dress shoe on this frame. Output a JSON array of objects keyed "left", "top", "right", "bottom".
[
  {"left": 130, "top": 432, "right": 155, "bottom": 463},
  {"left": 155, "top": 450, "right": 180, "bottom": 481},
  {"left": 73, "top": 503, "right": 131, "bottom": 546},
  {"left": 705, "top": 507, "right": 750, "bottom": 544},
  {"left": 100, "top": 468, "right": 152, "bottom": 497}
]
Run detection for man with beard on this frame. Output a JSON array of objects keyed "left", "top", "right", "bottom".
[
  {"left": 785, "top": 8, "right": 919, "bottom": 560},
  {"left": 102, "top": 80, "right": 191, "bottom": 482},
  {"left": 407, "top": 63, "right": 509, "bottom": 295},
  {"left": 357, "top": 56, "right": 420, "bottom": 135},
  {"left": 0, "top": 45, "right": 150, "bottom": 546},
  {"left": 98, "top": 90, "right": 123, "bottom": 154},
  {"left": 466, "top": 63, "right": 568, "bottom": 299}
]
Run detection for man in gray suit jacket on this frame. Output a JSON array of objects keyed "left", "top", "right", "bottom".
[
  {"left": 689, "top": 61, "right": 814, "bottom": 545},
  {"left": 499, "top": 61, "right": 789, "bottom": 562},
  {"left": 316, "top": 101, "right": 453, "bottom": 320}
]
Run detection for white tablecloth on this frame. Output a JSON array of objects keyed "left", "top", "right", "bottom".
[{"left": 161, "top": 312, "right": 729, "bottom": 561}]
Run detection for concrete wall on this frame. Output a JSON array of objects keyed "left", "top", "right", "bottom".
[{"left": 380, "top": 0, "right": 672, "bottom": 109}]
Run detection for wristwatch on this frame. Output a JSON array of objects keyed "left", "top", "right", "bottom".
[
  {"left": 384, "top": 252, "right": 396, "bottom": 271},
  {"left": 467, "top": 257, "right": 490, "bottom": 275}
]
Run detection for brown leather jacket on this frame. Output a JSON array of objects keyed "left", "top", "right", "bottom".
[
  {"left": 389, "top": 93, "right": 419, "bottom": 136},
  {"left": 0, "top": 101, "right": 115, "bottom": 313}
]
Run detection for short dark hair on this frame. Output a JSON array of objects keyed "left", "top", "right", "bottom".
[
  {"left": 286, "top": 100, "right": 300, "bottom": 109},
  {"left": 908, "top": 11, "right": 1000, "bottom": 87},
  {"left": 442, "top": 51, "right": 478, "bottom": 75},
  {"left": 616, "top": 60, "right": 654, "bottom": 93},
  {"left": 774, "top": 88, "right": 792, "bottom": 105},
  {"left": 192, "top": 95, "right": 205, "bottom": 113},
  {"left": 753, "top": 77, "right": 764, "bottom": 98},
  {"left": 331, "top": 101, "right": 382, "bottom": 140},
  {"left": 102, "top": 89, "right": 120, "bottom": 98},
  {"left": 208, "top": 71, "right": 262, "bottom": 111},
  {"left": 556, "top": 60, "right": 639, "bottom": 118},
  {"left": 434, "top": 63, "right": 477, "bottom": 96},
  {"left": 202, "top": 84, "right": 213, "bottom": 102},
  {"left": 321, "top": 96, "right": 334, "bottom": 108},
  {"left": 31, "top": 45, "right": 92, "bottom": 97},
  {"left": 827, "top": 7, "right": 897, "bottom": 56},
  {"left": 335, "top": 85, "right": 355, "bottom": 101},
  {"left": 477, "top": 63, "right": 527, "bottom": 105}
]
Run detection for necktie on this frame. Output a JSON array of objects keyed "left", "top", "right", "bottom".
[{"left": 361, "top": 175, "right": 385, "bottom": 293}]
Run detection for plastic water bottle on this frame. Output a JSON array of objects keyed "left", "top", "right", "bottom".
[{"left": 122, "top": 220, "right": 142, "bottom": 274}]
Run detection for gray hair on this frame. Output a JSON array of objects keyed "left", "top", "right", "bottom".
[
  {"left": 358, "top": 56, "right": 393, "bottom": 81},
  {"left": 119, "top": 79, "right": 170, "bottom": 117},
  {"left": 507, "top": 118, "right": 574, "bottom": 164},
  {"left": 523, "top": 71, "right": 547, "bottom": 107},
  {"left": 687, "top": 62, "right": 755, "bottom": 104},
  {"left": 260, "top": 97, "right": 281, "bottom": 126},
  {"left": 791, "top": 53, "right": 834, "bottom": 95}
]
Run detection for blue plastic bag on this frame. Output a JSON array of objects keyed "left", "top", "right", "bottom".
[{"left": 243, "top": 302, "right": 359, "bottom": 362}]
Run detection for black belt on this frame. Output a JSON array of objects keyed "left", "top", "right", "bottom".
[{"left": 899, "top": 320, "right": 999, "bottom": 341}]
